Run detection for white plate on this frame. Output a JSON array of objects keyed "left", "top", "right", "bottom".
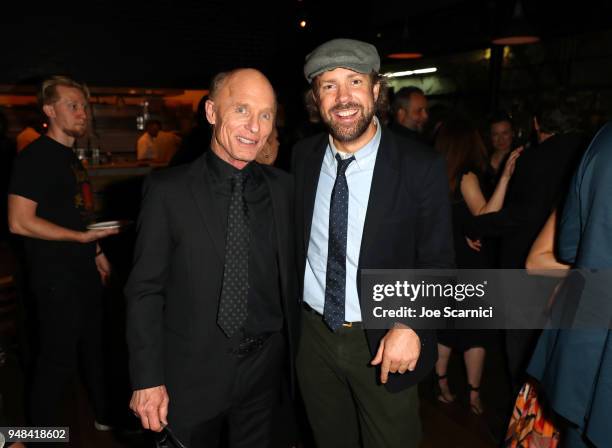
[{"left": 87, "top": 220, "right": 128, "bottom": 230}]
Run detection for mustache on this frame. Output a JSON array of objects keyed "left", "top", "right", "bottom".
[{"left": 330, "top": 102, "right": 362, "bottom": 113}]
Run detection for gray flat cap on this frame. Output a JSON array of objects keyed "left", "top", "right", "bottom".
[{"left": 304, "top": 38, "right": 380, "bottom": 83}]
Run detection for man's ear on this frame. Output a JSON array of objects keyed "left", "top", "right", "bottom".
[
  {"left": 373, "top": 81, "right": 380, "bottom": 103},
  {"left": 396, "top": 107, "right": 406, "bottom": 124},
  {"left": 205, "top": 99, "right": 216, "bottom": 125},
  {"left": 42, "top": 104, "right": 55, "bottom": 119}
]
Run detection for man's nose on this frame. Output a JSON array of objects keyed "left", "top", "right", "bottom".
[
  {"left": 336, "top": 84, "right": 352, "bottom": 103},
  {"left": 247, "top": 115, "right": 260, "bottom": 134}
]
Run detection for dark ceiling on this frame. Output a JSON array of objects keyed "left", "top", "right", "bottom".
[{"left": 1, "top": 0, "right": 610, "bottom": 93}]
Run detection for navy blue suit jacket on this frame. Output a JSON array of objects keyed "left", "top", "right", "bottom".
[{"left": 292, "top": 127, "right": 455, "bottom": 392}]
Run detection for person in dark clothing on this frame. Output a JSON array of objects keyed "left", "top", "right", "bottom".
[
  {"left": 168, "top": 95, "right": 211, "bottom": 167},
  {"left": 488, "top": 112, "right": 515, "bottom": 174},
  {"left": 0, "top": 109, "right": 16, "bottom": 239},
  {"left": 7, "top": 76, "right": 118, "bottom": 428},
  {"left": 126, "top": 69, "right": 298, "bottom": 448},
  {"left": 433, "top": 116, "right": 521, "bottom": 415},
  {"left": 465, "top": 105, "right": 587, "bottom": 392},
  {"left": 389, "top": 86, "right": 429, "bottom": 144},
  {"left": 294, "top": 38, "right": 453, "bottom": 448},
  {"left": 527, "top": 122, "right": 612, "bottom": 448}
]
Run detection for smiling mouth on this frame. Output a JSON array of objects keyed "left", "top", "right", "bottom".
[
  {"left": 331, "top": 103, "right": 362, "bottom": 121},
  {"left": 236, "top": 136, "right": 257, "bottom": 145},
  {"left": 335, "top": 109, "right": 358, "bottom": 117}
]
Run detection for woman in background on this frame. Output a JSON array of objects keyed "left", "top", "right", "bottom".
[
  {"left": 434, "top": 116, "right": 521, "bottom": 414},
  {"left": 255, "top": 126, "right": 280, "bottom": 166}
]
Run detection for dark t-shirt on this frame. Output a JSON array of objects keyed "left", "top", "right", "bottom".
[{"left": 9, "top": 135, "right": 96, "bottom": 275}]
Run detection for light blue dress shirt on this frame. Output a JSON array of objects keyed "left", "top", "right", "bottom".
[{"left": 304, "top": 118, "right": 381, "bottom": 322}]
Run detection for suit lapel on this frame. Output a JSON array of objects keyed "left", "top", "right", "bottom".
[
  {"left": 358, "top": 129, "right": 399, "bottom": 267},
  {"left": 188, "top": 155, "right": 225, "bottom": 260},
  {"left": 261, "top": 168, "right": 288, "bottom": 294},
  {"left": 303, "top": 135, "right": 328, "bottom": 250}
]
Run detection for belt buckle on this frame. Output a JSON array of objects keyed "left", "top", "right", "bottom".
[{"left": 342, "top": 322, "right": 353, "bottom": 328}]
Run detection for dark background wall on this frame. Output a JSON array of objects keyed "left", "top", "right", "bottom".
[{"left": 2, "top": 0, "right": 612, "bottom": 132}]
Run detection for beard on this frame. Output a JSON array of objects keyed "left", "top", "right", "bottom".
[
  {"left": 322, "top": 102, "right": 375, "bottom": 143},
  {"left": 64, "top": 124, "right": 88, "bottom": 138}
]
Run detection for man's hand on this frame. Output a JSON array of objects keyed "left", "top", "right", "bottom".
[
  {"left": 371, "top": 327, "right": 421, "bottom": 384},
  {"left": 130, "top": 385, "right": 169, "bottom": 432},
  {"left": 465, "top": 237, "right": 482, "bottom": 252},
  {"left": 79, "top": 228, "right": 119, "bottom": 243},
  {"left": 95, "top": 252, "right": 112, "bottom": 285}
]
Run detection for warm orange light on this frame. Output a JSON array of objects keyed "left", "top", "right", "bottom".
[
  {"left": 492, "top": 35, "right": 540, "bottom": 45},
  {"left": 299, "top": 20, "right": 307, "bottom": 28},
  {"left": 386, "top": 52, "right": 423, "bottom": 60}
]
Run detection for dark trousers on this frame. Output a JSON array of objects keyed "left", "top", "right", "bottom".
[
  {"left": 27, "top": 268, "right": 108, "bottom": 426},
  {"left": 168, "top": 332, "right": 285, "bottom": 448},
  {"left": 297, "top": 310, "right": 422, "bottom": 448}
]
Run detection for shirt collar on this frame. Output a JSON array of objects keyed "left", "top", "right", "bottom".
[
  {"left": 326, "top": 116, "right": 381, "bottom": 171},
  {"left": 207, "top": 149, "right": 261, "bottom": 189}
]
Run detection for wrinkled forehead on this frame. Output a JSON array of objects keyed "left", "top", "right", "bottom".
[{"left": 221, "top": 72, "right": 276, "bottom": 111}]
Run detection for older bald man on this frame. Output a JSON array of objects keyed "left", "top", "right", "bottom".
[{"left": 126, "top": 68, "right": 298, "bottom": 447}]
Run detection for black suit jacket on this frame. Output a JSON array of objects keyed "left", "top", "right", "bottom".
[
  {"left": 292, "top": 127, "right": 455, "bottom": 392},
  {"left": 125, "top": 154, "right": 298, "bottom": 421}
]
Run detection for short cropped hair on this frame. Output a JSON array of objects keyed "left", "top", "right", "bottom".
[
  {"left": 535, "top": 104, "right": 578, "bottom": 135},
  {"left": 391, "top": 86, "right": 425, "bottom": 115},
  {"left": 38, "top": 76, "right": 90, "bottom": 109},
  {"left": 208, "top": 71, "right": 233, "bottom": 101}
]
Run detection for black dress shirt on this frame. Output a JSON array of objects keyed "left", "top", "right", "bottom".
[
  {"left": 389, "top": 122, "right": 428, "bottom": 145},
  {"left": 207, "top": 150, "right": 283, "bottom": 336}
]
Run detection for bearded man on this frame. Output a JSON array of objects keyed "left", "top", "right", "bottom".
[
  {"left": 8, "top": 76, "right": 118, "bottom": 427},
  {"left": 292, "top": 39, "right": 454, "bottom": 447}
]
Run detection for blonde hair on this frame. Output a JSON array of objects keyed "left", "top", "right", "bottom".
[{"left": 38, "top": 76, "right": 90, "bottom": 108}]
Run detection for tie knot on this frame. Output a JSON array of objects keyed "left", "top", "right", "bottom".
[{"left": 335, "top": 153, "right": 355, "bottom": 176}]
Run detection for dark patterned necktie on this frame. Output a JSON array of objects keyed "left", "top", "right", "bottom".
[
  {"left": 217, "top": 171, "right": 249, "bottom": 338},
  {"left": 323, "top": 153, "right": 355, "bottom": 331}
]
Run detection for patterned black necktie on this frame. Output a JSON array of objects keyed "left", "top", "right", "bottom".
[
  {"left": 217, "top": 171, "right": 249, "bottom": 338},
  {"left": 323, "top": 153, "right": 355, "bottom": 331}
]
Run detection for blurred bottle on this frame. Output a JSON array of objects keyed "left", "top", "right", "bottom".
[{"left": 92, "top": 148, "right": 100, "bottom": 165}]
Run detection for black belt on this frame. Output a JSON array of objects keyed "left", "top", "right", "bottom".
[
  {"left": 229, "top": 333, "right": 273, "bottom": 356},
  {"left": 302, "top": 302, "right": 361, "bottom": 328}
]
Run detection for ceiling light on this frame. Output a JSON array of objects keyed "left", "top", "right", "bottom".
[
  {"left": 492, "top": 0, "right": 540, "bottom": 45},
  {"left": 383, "top": 67, "right": 437, "bottom": 78},
  {"left": 387, "top": 52, "right": 423, "bottom": 60}
]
